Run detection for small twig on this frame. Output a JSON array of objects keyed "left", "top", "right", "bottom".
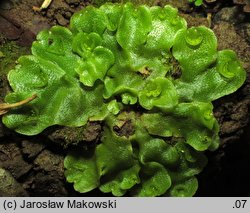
[
  {"left": 0, "top": 109, "right": 8, "bottom": 116},
  {"left": 33, "top": 0, "right": 53, "bottom": 12},
  {"left": 0, "top": 94, "right": 37, "bottom": 116},
  {"left": 207, "top": 12, "right": 212, "bottom": 28}
]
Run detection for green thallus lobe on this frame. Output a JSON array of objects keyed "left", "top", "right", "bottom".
[
  {"left": 2, "top": 3, "right": 246, "bottom": 196},
  {"left": 185, "top": 27, "right": 203, "bottom": 47},
  {"left": 188, "top": 0, "right": 203, "bottom": 6}
]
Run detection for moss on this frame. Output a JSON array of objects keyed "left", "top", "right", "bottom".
[
  {"left": 0, "top": 168, "right": 28, "bottom": 196},
  {"left": 0, "top": 36, "right": 29, "bottom": 77}
]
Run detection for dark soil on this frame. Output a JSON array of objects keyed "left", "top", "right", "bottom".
[{"left": 0, "top": 0, "right": 250, "bottom": 196}]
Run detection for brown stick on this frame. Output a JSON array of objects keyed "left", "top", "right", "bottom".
[
  {"left": 0, "top": 110, "right": 8, "bottom": 116},
  {"left": 207, "top": 13, "right": 212, "bottom": 28},
  {"left": 33, "top": 0, "right": 53, "bottom": 12},
  {"left": 0, "top": 94, "right": 37, "bottom": 115}
]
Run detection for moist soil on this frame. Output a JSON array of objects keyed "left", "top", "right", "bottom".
[{"left": 0, "top": 0, "right": 250, "bottom": 196}]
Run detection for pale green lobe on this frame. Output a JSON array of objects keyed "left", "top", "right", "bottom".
[
  {"left": 116, "top": 3, "right": 152, "bottom": 50},
  {"left": 168, "top": 177, "right": 198, "bottom": 197},
  {"left": 103, "top": 71, "right": 144, "bottom": 99},
  {"left": 76, "top": 46, "right": 115, "bottom": 86},
  {"left": 174, "top": 102, "right": 216, "bottom": 130},
  {"left": 100, "top": 3, "right": 123, "bottom": 31},
  {"left": 138, "top": 77, "right": 178, "bottom": 111},
  {"left": 121, "top": 93, "right": 137, "bottom": 105},
  {"left": 216, "top": 50, "right": 246, "bottom": 81},
  {"left": 3, "top": 56, "right": 106, "bottom": 135},
  {"left": 175, "top": 50, "right": 246, "bottom": 102},
  {"left": 138, "top": 137, "right": 181, "bottom": 168},
  {"left": 173, "top": 26, "right": 217, "bottom": 82},
  {"left": 98, "top": 115, "right": 138, "bottom": 195},
  {"left": 173, "top": 102, "right": 219, "bottom": 151},
  {"left": 188, "top": 0, "right": 203, "bottom": 6},
  {"left": 32, "top": 26, "right": 80, "bottom": 78},
  {"left": 64, "top": 151, "right": 99, "bottom": 193},
  {"left": 89, "top": 100, "right": 122, "bottom": 121},
  {"left": 96, "top": 127, "right": 135, "bottom": 176},
  {"left": 70, "top": 6, "right": 108, "bottom": 35},
  {"left": 168, "top": 143, "right": 207, "bottom": 183},
  {"left": 146, "top": 5, "right": 187, "bottom": 53},
  {"left": 141, "top": 113, "right": 174, "bottom": 137},
  {"left": 195, "top": 0, "right": 203, "bottom": 6},
  {"left": 185, "top": 28, "right": 203, "bottom": 46},
  {"left": 106, "top": 100, "right": 121, "bottom": 115},
  {"left": 65, "top": 127, "right": 140, "bottom": 196},
  {"left": 99, "top": 165, "right": 140, "bottom": 196},
  {"left": 140, "top": 102, "right": 218, "bottom": 151},
  {"left": 132, "top": 162, "right": 171, "bottom": 197},
  {"left": 72, "top": 32, "right": 102, "bottom": 57},
  {"left": 72, "top": 32, "right": 115, "bottom": 86}
]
